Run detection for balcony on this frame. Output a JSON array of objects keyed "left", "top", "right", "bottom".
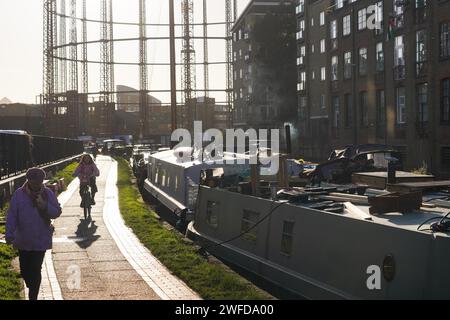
[
  {"left": 394, "top": 65, "right": 405, "bottom": 81},
  {"left": 396, "top": 14, "right": 405, "bottom": 29},
  {"left": 330, "top": 39, "right": 338, "bottom": 51},
  {"left": 296, "top": 4, "right": 304, "bottom": 16},
  {"left": 416, "top": 62, "right": 427, "bottom": 78}
]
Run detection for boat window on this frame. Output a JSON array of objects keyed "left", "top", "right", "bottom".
[
  {"left": 175, "top": 175, "right": 179, "bottom": 191},
  {"left": 148, "top": 163, "right": 152, "bottom": 180},
  {"left": 161, "top": 170, "right": 166, "bottom": 187},
  {"left": 281, "top": 221, "right": 295, "bottom": 256},
  {"left": 206, "top": 201, "right": 220, "bottom": 228},
  {"left": 167, "top": 173, "right": 171, "bottom": 188},
  {"left": 155, "top": 168, "right": 159, "bottom": 184},
  {"left": 241, "top": 210, "right": 260, "bottom": 242}
]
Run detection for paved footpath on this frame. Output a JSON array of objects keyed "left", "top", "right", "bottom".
[{"left": 39, "top": 156, "right": 200, "bottom": 300}]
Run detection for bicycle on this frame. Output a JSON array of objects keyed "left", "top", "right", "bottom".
[{"left": 80, "top": 183, "right": 92, "bottom": 220}]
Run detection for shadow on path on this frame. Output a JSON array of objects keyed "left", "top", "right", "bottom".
[{"left": 73, "top": 219, "right": 101, "bottom": 249}]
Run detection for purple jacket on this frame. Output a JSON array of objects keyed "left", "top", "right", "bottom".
[{"left": 6, "top": 186, "right": 62, "bottom": 251}]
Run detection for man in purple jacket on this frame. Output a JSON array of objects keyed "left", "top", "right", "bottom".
[{"left": 5, "top": 168, "right": 62, "bottom": 300}]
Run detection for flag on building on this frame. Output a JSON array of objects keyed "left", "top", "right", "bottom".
[{"left": 387, "top": 17, "right": 396, "bottom": 41}]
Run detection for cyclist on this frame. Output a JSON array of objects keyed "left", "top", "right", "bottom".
[{"left": 72, "top": 154, "right": 100, "bottom": 206}]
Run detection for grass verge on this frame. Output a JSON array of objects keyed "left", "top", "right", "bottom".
[
  {"left": 53, "top": 161, "right": 79, "bottom": 189},
  {"left": 0, "top": 160, "right": 79, "bottom": 300},
  {"left": 116, "top": 157, "right": 272, "bottom": 300},
  {"left": 1, "top": 201, "right": 21, "bottom": 300}
]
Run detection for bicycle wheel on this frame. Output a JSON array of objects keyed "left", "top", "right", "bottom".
[{"left": 84, "top": 206, "right": 88, "bottom": 220}]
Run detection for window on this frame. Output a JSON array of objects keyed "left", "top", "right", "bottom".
[
  {"left": 241, "top": 210, "right": 260, "bottom": 242},
  {"left": 333, "top": 97, "right": 340, "bottom": 129},
  {"left": 358, "top": 8, "right": 367, "bottom": 30},
  {"left": 206, "top": 201, "right": 220, "bottom": 228},
  {"left": 320, "top": 94, "right": 326, "bottom": 109},
  {"left": 331, "top": 56, "right": 338, "bottom": 81},
  {"left": 376, "top": 42, "right": 384, "bottom": 72},
  {"left": 393, "top": 0, "right": 405, "bottom": 28},
  {"left": 415, "top": 0, "right": 427, "bottom": 24},
  {"left": 296, "top": 0, "right": 304, "bottom": 14},
  {"left": 374, "top": 2, "right": 384, "bottom": 34},
  {"left": 298, "top": 45, "right": 306, "bottom": 65},
  {"left": 154, "top": 168, "right": 159, "bottom": 184},
  {"left": 442, "top": 78, "right": 450, "bottom": 123},
  {"left": 161, "top": 170, "right": 166, "bottom": 187},
  {"left": 344, "top": 51, "right": 352, "bottom": 79},
  {"left": 396, "top": 87, "right": 406, "bottom": 124},
  {"left": 330, "top": 20, "right": 338, "bottom": 49},
  {"left": 321, "top": 67, "right": 326, "bottom": 81},
  {"left": 344, "top": 94, "right": 353, "bottom": 128},
  {"left": 281, "top": 221, "right": 295, "bottom": 256},
  {"left": 416, "top": 30, "right": 427, "bottom": 76},
  {"left": 417, "top": 83, "right": 428, "bottom": 123},
  {"left": 343, "top": 15, "right": 351, "bottom": 36},
  {"left": 394, "top": 36, "right": 405, "bottom": 80},
  {"left": 298, "top": 72, "right": 306, "bottom": 91},
  {"left": 360, "top": 91, "right": 369, "bottom": 127},
  {"left": 330, "top": 20, "right": 338, "bottom": 39},
  {"left": 320, "top": 11, "right": 325, "bottom": 26},
  {"left": 359, "top": 48, "right": 368, "bottom": 76},
  {"left": 320, "top": 39, "right": 326, "bottom": 53},
  {"left": 440, "top": 22, "right": 450, "bottom": 59},
  {"left": 297, "top": 20, "right": 305, "bottom": 40}
]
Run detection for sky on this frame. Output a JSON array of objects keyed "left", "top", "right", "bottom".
[{"left": 0, "top": 0, "right": 250, "bottom": 104}]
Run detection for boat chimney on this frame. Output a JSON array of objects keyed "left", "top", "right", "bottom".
[
  {"left": 386, "top": 156, "right": 398, "bottom": 185},
  {"left": 285, "top": 125, "right": 292, "bottom": 156}
]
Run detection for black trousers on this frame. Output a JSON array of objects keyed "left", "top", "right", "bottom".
[
  {"left": 19, "top": 250, "right": 46, "bottom": 300},
  {"left": 79, "top": 177, "right": 98, "bottom": 197}
]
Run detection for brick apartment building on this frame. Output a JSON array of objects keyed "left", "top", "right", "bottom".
[{"left": 296, "top": 0, "right": 450, "bottom": 176}]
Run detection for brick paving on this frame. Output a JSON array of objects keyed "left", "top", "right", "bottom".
[
  {"left": 42, "top": 155, "right": 200, "bottom": 300},
  {"left": 103, "top": 160, "right": 200, "bottom": 300}
]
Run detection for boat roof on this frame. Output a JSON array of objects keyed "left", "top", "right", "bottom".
[
  {"left": 0, "top": 130, "right": 28, "bottom": 135},
  {"left": 150, "top": 148, "right": 281, "bottom": 169}
]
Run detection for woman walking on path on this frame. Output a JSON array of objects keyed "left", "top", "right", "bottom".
[{"left": 5, "top": 168, "right": 62, "bottom": 300}]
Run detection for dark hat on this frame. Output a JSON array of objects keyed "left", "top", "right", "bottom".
[{"left": 26, "top": 168, "right": 46, "bottom": 183}]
